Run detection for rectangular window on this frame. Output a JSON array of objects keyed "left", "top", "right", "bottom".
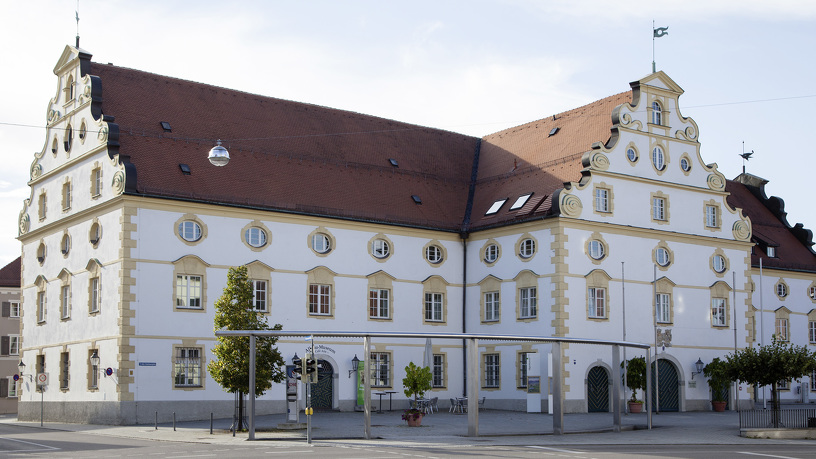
[
  {"left": 9, "top": 336, "right": 18, "bottom": 356},
  {"left": 88, "top": 350, "right": 98, "bottom": 390},
  {"left": 775, "top": 318, "right": 789, "bottom": 341},
  {"left": 370, "top": 352, "right": 390, "bottom": 387},
  {"left": 711, "top": 298, "right": 727, "bottom": 326},
  {"left": 61, "top": 285, "right": 70, "bottom": 319},
  {"left": 92, "top": 168, "right": 102, "bottom": 197},
  {"left": 37, "top": 354, "right": 45, "bottom": 374},
  {"left": 519, "top": 287, "right": 537, "bottom": 319},
  {"left": 424, "top": 292, "right": 443, "bottom": 322},
  {"left": 60, "top": 352, "right": 69, "bottom": 390},
  {"left": 37, "top": 291, "right": 46, "bottom": 323},
  {"left": 38, "top": 193, "right": 47, "bottom": 220},
  {"left": 706, "top": 205, "right": 719, "bottom": 228},
  {"left": 309, "top": 284, "right": 331, "bottom": 315},
  {"left": 778, "top": 380, "right": 789, "bottom": 390},
  {"left": 588, "top": 287, "right": 606, "bottom": 318},
  {"left": 656, "top": 293, "right": 671, "bottom": 323},
  {"left": 652, "top": 197, "right": 666, "bottom": 221},
  {"left": 252, "top": 280, "right": 267, "bottom": 312},
  {"left": 484, "top": 291, "right": 500, "bottom": 322},
  {"left": 62, "top": 182, "right": 71, "bottom": 210},
  {"left": 9, "top": 301, "right": 19, "bottom": 318},
  {"left": 6, "top": 378, "right": 17, "bottom": 398},
  {"left": 518, "top": 352, "right": 529, "bottom": 388},
  {"left": 810, "top": 321, "right": 816, "bottom": 344},
  {"left": 432, "top": 354, "right": 445, "bottom": 388},
  {"left": 595, "top": 188, "right": 609, "bottom": 212},
  {"left": 176, "top": 275, "right": 202, "bottom": 309},
  {"left": 174, "top": 347, "right": 203, "bottom": 387},
  {"left": 484, "top": 354, "right": 500, "bottom": 388},
  {"left": 368, "top": 288, "right": 389, "bottom": 319},
  {"left": 89, "top": 277, "right": 100, "bottom": 313}
]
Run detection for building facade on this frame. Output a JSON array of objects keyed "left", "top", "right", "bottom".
[
  {"left": 0, "top": 257, "right": 21, "bottom": 414},
  {"left": 16, "top": 45, "right": 816, "bottom": 424}
]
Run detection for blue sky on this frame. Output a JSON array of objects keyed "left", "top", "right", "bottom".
[{"left": 1, "top": 0, "right": 815, "bottom": 267}]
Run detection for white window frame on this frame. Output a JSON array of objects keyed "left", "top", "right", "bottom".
[
  {"left": 652, "top": 197, "right": 666, "bottom": 221},
  {"left": 425, "top": 292, "right": 444, "bottom": 322},
  {"left": 370, "top": 352, "right": 390, "bottom": 387},
  {"left": 656, "top": 293, "right": 671, "bottom": 323},
  {"left": 61, "top": 285, "right": 70, "bottom": 319},
  {"left": 6, "top": 378, "right": 17, "bottom": 398},
  {"left": 244, "top": 227, "right": 267, "bottom": 248},
  {"left": 9, "top": 335, "right": 19, "bottom": 356},
  {"left": 519, "top": 239, "right": 535, "bottom": 258},
  {"left": 656, "top": 248, "right": 671, "bottom": 267},
  {"left": 174, "top": 347, "right": 203, "bottom": 387},
  {"left": 519, "top": 287, "right": 537, "bottom": 319},
  {"left": 652, "top": 146, "right": 665, "bottom": 170},
  {"left": 368, "top": 288, "right": 389, "bottom": 319},
  {"left": 485, "top": 244, "right": 499, "bottom": 263},
  {"left": 426, "top": 245, "right": 443, "bottom": 264},
  {"left": 595, "top": 188, "right": 609, "bottom": 212},
  {"left": 62, "top": 182, "right": 71, "bottom": 211},
  {"left": 176, "top": 275, "right": 202, "bottom": 309},
  {"left": 776, "top": 283, "right": 788, "bottom": 298},
  {"left": 588, "top": 287, "right": 606, "bottom": 318},
  {"left": 808, "top": 320, "right": 815, "bottom": 344},
  {"left": 808, "top": 286, "right": 816, "bottom": 301},
  {"left": 89, "top": 277, "right": 100, "bottom": 313},
  {"left": 652, "top": 101, "right": 663, "bottom": 125},
  {"left": 706, "top": 205, "right": 719, "bottom": 228},
  {"left": 372, "top": 239, "right": 390, "bottom": 259},
  {"left": 252, "top": 280, "right": 267, "bottom": 312},
  {"left": 309, "top": 284, "right": 331, "bottom": 316},
  {"left": 484, "top": 353, "right": 500, "bottom": 388},
  {"left": 37, "top": 291, "right": 46, "bottom": 323},
  {"left": 312, "top": 234, "right": 331, "bottom": 253},
  {"left": 518, "top": 352, "right": 529, "bottom": 388},
  {"left": 92, "top": 168, "right": 102, "bottom": 197},
  {"left": 775, "top": 318, "right": 789, "bottom": 341},
  {"left": 713, "top": 255, "right": 726, "bottom": 273},
  {"left": 767, "top": 246, "right": 776, "bottom": 258},
  {"left": 178, "top": 221, "right": 202, "bottom": 242},
  {"left": 432, "top": 354, "right": 444, "bottom": 388},
  {"left": 711, "top": 298, "right": 727, "bottom": 327},
  {"left": 9, "top": 301, "right": 19, "bottom": 318},
  {"left": 484, "top": 291, "right": 500, "bottom": 322},
  {"left": 589, "top": 240, "right": 605, "bottom": 260}
]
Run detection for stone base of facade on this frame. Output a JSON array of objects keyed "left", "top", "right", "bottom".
[{"left": 18, "top": 400, "right": 288, "bottom": 425}]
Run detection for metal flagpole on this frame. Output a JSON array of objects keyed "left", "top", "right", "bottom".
[
  {"left": 759, "top": 258, "right": 766, "bottom": 409},
  {"left": 622, "top": 262, "right": 628, "bottom": 414},
  {"left": 653, "top": 264, "right": 659, "bottom": 414},
  {"left": 733, "top": 271, "right": 739, "bottom": 411}
]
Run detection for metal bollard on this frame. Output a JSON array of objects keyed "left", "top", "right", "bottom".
[
  {"left": 155, "top": 411, "right": 158, "bottom": 430},
  {"left": 173, "top": 412, "right": 176, "bottom": 431},
  {"left": 210, "top": 412, "right": 213, "bottom": 435}
]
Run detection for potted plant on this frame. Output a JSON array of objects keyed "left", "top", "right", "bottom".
[
  {"left": 703, "top": 357, "right": 730, "bottom": 412},
  {"left": 622, "top": 356, "right": 647, "bottom": 413},
  {"left": 401, "top": 361, "right": 432, "bottom": 426}
]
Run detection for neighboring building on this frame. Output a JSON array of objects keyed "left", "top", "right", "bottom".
[
  {"left": 17, "top": 45, "right": 816, "bottom": 424},
  {"left": 0, "top": 257, "right": 21, "bottom": 414}
]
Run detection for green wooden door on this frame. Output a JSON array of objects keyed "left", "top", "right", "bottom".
[
  {"left": 587, "top": 366, "right": 610, "bottom": 412},
  {"left": 651, "top": 359, "right": 679, "bottom": 412},
  {"left": 312, "top": 360, "right": 334, "bottom": 410}
]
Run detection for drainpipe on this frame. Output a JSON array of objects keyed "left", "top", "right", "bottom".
[{"left": 461, "top": 234, "right": 468, "bottom": 397}]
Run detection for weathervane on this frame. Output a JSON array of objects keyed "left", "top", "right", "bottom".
[
  {"left": 652, "top": 21, "right": 669, "bottom": 73},
  {"left": 75, "top": 0, "right": 80, "bottom": 48},
  {"left": 740, "top": 141, "right": 754, "bottom": 174}
]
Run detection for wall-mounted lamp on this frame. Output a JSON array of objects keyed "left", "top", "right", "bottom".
[
  {"left": 691, "top": 358, "right": 704, "bottom": 380},
  {"left": 348, "top": 354, "right": 360, "bottom": 378},
  {"left": 17, "top": 360, "right": 32, "bottom": 381}
]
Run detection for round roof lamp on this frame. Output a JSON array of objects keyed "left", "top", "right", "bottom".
[{"left": 208, "top": 139, "right": 230, "bottom": 166}]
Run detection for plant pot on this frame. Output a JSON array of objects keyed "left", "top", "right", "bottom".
[
  {"left": 628, "top": 401, "right": 643, "bottom": 413},
  {"left": 712, "top": 401, "right": 727, "bottom": 412},
  {"left": 406, "top": 413, "right": 423, "bottom": 427}
]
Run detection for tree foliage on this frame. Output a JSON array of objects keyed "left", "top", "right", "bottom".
[
  {"left": 622, "top": 356, "right": 647, "bottom": 402},
  {"left": 207, "top": 266, "right": 285, "bottom": 396},
  {"left": 724, "top": 337, "right": 816, "bottom": 410},
  {"left": 702, "top": 357, "right": 730, "bottom": 402},
  {"left": 402, "top": 362, "right": 433, "bottom": 403}
]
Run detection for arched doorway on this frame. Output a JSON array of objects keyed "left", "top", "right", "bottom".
[
  {"left": 312, "top": 359, "right": 334, "bottom": 410},
  {"left": 651, "top": 359, "right": 679, "bottom": 412},
  {"left": 587, "top": 366, "right": 610, "bottom": 412}
]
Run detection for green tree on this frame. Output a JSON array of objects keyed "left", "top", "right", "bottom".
[
  {"left": 207, "top": 266, "right": 286, "bottom": 426},
  {"left": 702, "top": 357, "right": 730, "bottom": 403},
  {"left": 725, "top": 337, "right": 816, "bottom": 413},
  {"left": 402, "top": 362, "right": 432, "bottom": 419},
  {"left": 622, "top": 356, "right": 647, "bottom": 403}
]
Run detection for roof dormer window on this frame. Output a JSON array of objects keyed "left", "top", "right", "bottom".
[{"left": 767, "top": 246, "right": 776, "bottom": 258}]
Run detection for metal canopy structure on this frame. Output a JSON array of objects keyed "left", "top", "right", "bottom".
[{"left": 214, "top": 330, "right": 653, "bottom": 440}]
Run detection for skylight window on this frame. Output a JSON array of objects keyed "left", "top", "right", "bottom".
[
  {"left": 160, "top": 121, "right": 172, "bottom": 132},
  {"left": 485, "top": 199, "right": 507, "bottom": 215},
  {"left": 411, "top": 195, "right": 422, "bottom": 204},
  {"left": 548, "top": 127, "right": 560, "bottom": 137},
  {"left": 179, "top": 164, "right": 191, "bottom": 175},
  {"left": 389, "top": 158, "right": 399, "bottom": 167},
  {"left": 510, "top": 193, "right": 533, "bottom": 210}
]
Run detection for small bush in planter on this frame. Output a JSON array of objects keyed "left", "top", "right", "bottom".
[
  {"left": 622, "top": 356, "right": 647, "bottom": 405},
  {"left": 402, "top": 362, "right": 432, "bottom": 425},
  {"left": 703, "top": 357, "right": 731, "bottom": 408}
]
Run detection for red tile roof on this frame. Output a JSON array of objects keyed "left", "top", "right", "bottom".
[
  {"left": 726, "top": 177, "right": 816, "bottom": 273},
  {"left": 0, "top": 257, "right": 20, "bottom": 288}
]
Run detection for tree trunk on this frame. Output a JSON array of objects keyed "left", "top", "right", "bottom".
[
  {"left": 238, "top": 390, "right": 245, "bottom": 431},
  {"left": 770, "top": 383, "right": 780, "bottom": 428}
]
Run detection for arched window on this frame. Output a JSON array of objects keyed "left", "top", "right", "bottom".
[{"left": 652, "top": 101, "right": 662, "bottom": 125}]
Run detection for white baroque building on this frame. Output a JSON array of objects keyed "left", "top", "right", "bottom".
[{"left": 17, "top": 45, "right": 816, "bottom": 424}]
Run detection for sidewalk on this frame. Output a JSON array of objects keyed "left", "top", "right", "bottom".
[{"left": 2, "top": 409, "right": 785, "bottom": 448}]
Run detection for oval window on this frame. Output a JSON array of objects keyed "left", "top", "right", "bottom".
[
  {"left": 61, "top": 234, "right": 71, "bottom": 255},
  {"left": 627, "top": 148, "right": 638, "bottom": 162},
  {"left": 245, "top": 227, "right": 267, "bottom": 248},
  {"left": 713, "top": 255, "right": 726, "bottom": 273},
  {"left": 484, "top": 244, "right": 499, "bottom": 263},
  {"left": 426, "top": 245, "right": 443, "bottom": 264},
  {"left": 519, "top": 238, "right": 535, "bottom": 258},
  {"left": 652, "top": 147, "right": 665, "bottom": 171},
  {"left": 372, "top": 239, "right": 390, "bottom": 259},
  {"left": 680, "top": 157, "right": 691, "bottom": 172},
  {"left": 312, "top": 233, "right": 331, "bottom": 253},
  {"left": 178, "top": 221, "right": 202, "bottom": 242},
  {"left": 589, "top": 240, "right": 605, "bottom": 260},
  {"left": 656, "top": 247, "right": 671, "bottom": 266}
]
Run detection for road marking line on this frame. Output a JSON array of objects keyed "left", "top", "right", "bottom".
[
  {"left": 1, "top": 437, "right": 59, "bottom": 451},
  {"left": 527, "top": 446, "right": 584, "bottom": 454},
  {"left": 738, "top": 453, "right": 800, "bottom": 459}
]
